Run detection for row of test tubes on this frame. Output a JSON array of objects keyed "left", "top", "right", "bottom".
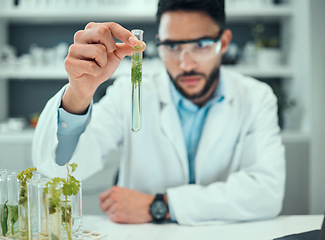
[{"left": 0, "top": 169, "right": 82, "bottom": 240}]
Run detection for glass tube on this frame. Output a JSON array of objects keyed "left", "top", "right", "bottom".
[
  {"left": 70, "top": 182, "right": 82, "bottom": 240},
  {"left": 131, "top": 29, "right": 144, "bottom": 132},
  {"left": 17, "top": 171, "right": 41, "bottom": 240},
  {"left": 0, "top": 173, "right": 8, "bottom": 237},
  {"left": 27, "top": 178, "right": 41, "bottom": 239},
  {"left": 7, "top": 171, "right": 19, "bottom": 238},
  {"left": 47, "top": 182, "right": 62, "bottom": 240},
  {"left": 18, "top": 186, "right": 30, "bottom": 239},
  {"left": 37, "top": 179, "right": 50, "bottom": 240},
  {"left": 60, "top": 182, "right": 82, "bottom": 240}
]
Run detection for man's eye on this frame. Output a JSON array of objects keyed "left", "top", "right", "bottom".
[
  {"left": 166, "top": 44, "right": 179, "bottom": 51},
  {"left": 197, "top": 40, "right": 215, "bottom": 48}
]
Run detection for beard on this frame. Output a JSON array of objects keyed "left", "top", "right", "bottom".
[{"left": 168, "top": 66, "right": 220, "bottom": 101}]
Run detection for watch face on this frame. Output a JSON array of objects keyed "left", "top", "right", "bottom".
[{"left": 151, "top": 200, "right": 168, "bottom": 220}]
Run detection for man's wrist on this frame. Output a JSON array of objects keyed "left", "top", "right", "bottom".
[{"left": 61, "top": 85, "right": 93, "bottom": 115}]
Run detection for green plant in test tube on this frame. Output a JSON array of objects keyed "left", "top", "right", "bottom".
[
  {"left": 17, "top": 167, "right": 37, "bottom": 239},
  {"left": 1, "top": 201, "right": 8, "bottom": 237},
  {"left": 131, "top": 29, "right": 144, "bottom": 132},
  {"left": 8, "top": 204, "right": 18, "bottom": 236},
  {"left": 46, "top": 163, "right": 81, "bottom": 240},
  {"left": 0, "top": 173, "right": 7, "bottom": 237},
  {"left": 46, "top": 179, "right": 62, "bottom": 240},
  {"left": 7, "top": 171, "right": 19, "bottom": 238},
  {"left": 38, "top": 179, "right": 50, "bottom": 240}
]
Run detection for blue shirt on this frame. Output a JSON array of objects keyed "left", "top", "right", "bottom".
[{"left": 169, "top": 80, "right": 225, "bottom": 184}]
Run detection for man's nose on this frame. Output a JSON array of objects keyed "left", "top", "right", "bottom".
[{"left": 179, "top": 50, "right": 198, "bottom": 72}]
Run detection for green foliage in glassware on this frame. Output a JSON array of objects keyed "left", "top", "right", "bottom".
[
  {"left": 9, "top": 205, "right": 18, "bottom": 236},
  {"left": 45, "top": 163, "right": 80, "bottom": 240},
  {"left": 1, "top": 201, "right": 8, "bottom": 237},
  {"left": 17, "top": 167, "right": 37, "bottom": 205},
  {"left": 45, "top": 163, "right": 80, "bottom": 214},
  {"left": 46, "top": 178, "right": 62, "bottom": 215},
  {"left": 131, "top": 48, "right": 142, "bottom": 86}
]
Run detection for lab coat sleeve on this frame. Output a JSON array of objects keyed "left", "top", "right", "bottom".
[
  {"left": 32, "top": 79, "right": 126, "bottom": 180},
  {"left": 166, "top": 85, "right": 285, "bottom": 225}
]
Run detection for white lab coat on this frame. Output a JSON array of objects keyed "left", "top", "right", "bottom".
[{"left": 32, "top": 67, "right": 285, "bottom": 225}]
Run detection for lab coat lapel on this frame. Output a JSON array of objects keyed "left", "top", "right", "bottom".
[
  {"left": 195, "top": 68, "right": 236, "bottom": 181},
  {"left": 156, "top": 70, "right": 189, "bottom": 182},
  {"left": 160, "top": 103, "right": 189, "bottom": 182},
  {"left": 195, "top": 103, "right": 229, "bottom": 169}
]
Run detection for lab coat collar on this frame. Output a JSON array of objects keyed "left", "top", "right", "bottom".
[{"left": 218, "top": 66, "right": 235, "bottom": 105}]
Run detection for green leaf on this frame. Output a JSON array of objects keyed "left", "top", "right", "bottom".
[
  {"left": 17, "top": 167, "right": 37, "bottom": 206},
  {"left": 1, "top": 201, "right": 9, "bottom": 237},
  {"left": 51, "top": 233, "right": 60, "bottom": 240},
  {"left": 46, "top": 178, "right": 65, "bottom": 215},
  {"left": 51, "top": 177, "right": 64, "bottom": 184},
  {"left": 131, "top": 53, "right": 142, "bottom": 85},
  {"left": 9, "top": 205, "right": 18, "bottom": 236},
  {"left": 69, "top": 163, "right": 77, "bottom": 173},
  {"left": 9, "top": 205, "right": 18, "bottom": 223}
]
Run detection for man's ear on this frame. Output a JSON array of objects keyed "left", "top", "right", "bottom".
[{"left": 220, "top": 29, "right": 233, "bottom": 55}]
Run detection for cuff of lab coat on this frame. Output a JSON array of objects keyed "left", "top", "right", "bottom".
[{"left": 167, "top": 192, "right": 177, "bottom": 223}]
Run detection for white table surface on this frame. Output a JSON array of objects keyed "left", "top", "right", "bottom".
[{"left": 83, "top": 215, "right": 323, "bottom": 240}]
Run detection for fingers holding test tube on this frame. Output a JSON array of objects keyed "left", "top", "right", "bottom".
[
  {"left": 62, "top": 22, "right": 145, "bottom": 115},
  {"left": 84, "top": 22, "right": 146, "bottom": 59}
]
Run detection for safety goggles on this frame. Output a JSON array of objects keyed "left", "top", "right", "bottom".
[{"left": 157, "top": 30, "right": 223, "bottom": 61}]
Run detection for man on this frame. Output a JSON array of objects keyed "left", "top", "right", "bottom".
[{"left": 33, "top": 0, "right": 285, "bottom": 225}]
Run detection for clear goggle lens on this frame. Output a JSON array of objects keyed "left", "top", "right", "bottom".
[{"left": 158, "top": 37, "right": 222, "bottom": 61}]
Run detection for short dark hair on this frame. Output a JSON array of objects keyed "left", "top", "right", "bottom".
[{"left": 156, "top": 0, "right": 225, "bottom": 29}]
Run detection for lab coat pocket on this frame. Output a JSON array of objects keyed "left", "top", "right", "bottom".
[{"left": 228, "top": 133, "right": 256, "bottom": 174}]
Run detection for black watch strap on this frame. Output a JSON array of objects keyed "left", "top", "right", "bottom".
[{"left": 155, "top": 193, "right": 165, "bottom": 201}]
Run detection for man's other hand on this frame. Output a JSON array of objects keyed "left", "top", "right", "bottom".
[{"left": 99, "top": 186, "right": 154, "bottom": 224}]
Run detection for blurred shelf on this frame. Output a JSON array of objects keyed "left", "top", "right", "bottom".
[
  {"left": 223, "top": 65, "right": 293, "bottom": 78},
  {"left": 0, "top": 62, "right": 293, "bottom": 80},
  {"left": 0, "top": 128, "right": 34, "bottom": 144},
  {"left": 0, "top": 66, "right": 68, "bottom": 79},
  {"left": 0, "top": 64, "right": 128, "bottom": 80},
  {"left": 0, "top": 4, "right": 292, "bottom": 24},
  {"left": 0, "top": 7, "right": 157, "bottom": 24},
  {"left": 226, "top": 4, "right": 292, "bottom": 22}
]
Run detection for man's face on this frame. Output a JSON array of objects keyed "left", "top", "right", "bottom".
[{"left": 158, "top": 10, "right": 223, "bottom": 98}]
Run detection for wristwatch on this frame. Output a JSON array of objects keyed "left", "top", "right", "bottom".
[{"left": 149, "top": 194, "right": 168, "bottom": 223}]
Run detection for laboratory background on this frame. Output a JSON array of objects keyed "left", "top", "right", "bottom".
[{"left": 0, "top": 0, "right": 324, "bottom": 217}]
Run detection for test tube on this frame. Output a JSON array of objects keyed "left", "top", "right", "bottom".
[
  {"left": 28, "top": 178, "right": 41, "bottom": 239},
  {"left": 7, "top": 171, "right": 19, "bottom": 238},
  {"left": 0, "top": 173, "right": 8, "bottom": 237},
  {"left": 131, "top": 29, "right": 144, "bottom": 132},
  {"left": 37, "top": 179, "right": 50, "bottom": 240}
]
